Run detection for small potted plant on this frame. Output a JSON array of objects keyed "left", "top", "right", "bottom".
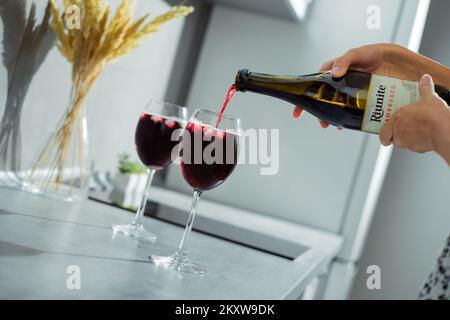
[{"left": 109, "top": 153, "right": 148, "bottom": 211}]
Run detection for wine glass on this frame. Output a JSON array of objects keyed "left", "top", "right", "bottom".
[
  {"left": 150, "top": 109, "right": 241, "bottom": 273},
  {"left": 112, "top": 100, "right": 187, "bottom": 241}
]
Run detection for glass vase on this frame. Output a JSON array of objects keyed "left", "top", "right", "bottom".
[{"left": 22, "top": 87, "right": 90, "bottom": 202}]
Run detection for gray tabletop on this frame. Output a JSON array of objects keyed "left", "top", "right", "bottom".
[{"left": 0, "top": 187, "right": 339, "bottom": 299}]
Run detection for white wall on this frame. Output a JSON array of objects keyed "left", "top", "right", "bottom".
[
  {"left": 0, "top": 0, "right": 185, "bottom": 173},
  {"left": 351, "top": 0, "right": 450, "bottom": 299},
  {"left": 165, "top": 0, "right": 407, "bottom": 233}
]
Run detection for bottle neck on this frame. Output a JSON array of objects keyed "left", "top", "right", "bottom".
[{"left": 235, "top": 69, "right": 316, "bottom": 93}]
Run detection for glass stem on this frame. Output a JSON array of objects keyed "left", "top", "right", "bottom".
[
  {"left": 132, "top": 168, "right": 156, "bottom": 225},
  {"left": 178, "top": 190, "right": 202, "bottom": 252}
]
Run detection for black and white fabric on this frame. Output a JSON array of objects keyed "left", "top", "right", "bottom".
[{"left": 419, "top": 235, "right": 450, "bottom": 300}]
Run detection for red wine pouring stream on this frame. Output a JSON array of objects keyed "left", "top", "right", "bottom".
[{"left": 216, "top": 84, "right": 237, "bottom": 128}]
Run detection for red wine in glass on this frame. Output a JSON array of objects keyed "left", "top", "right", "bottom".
[
  {"left": 180, "top": 122, "right": 238, "bottom": 191},
  {"left": 135, "top": 113, "right": 183, "bottom": 170},
  {"left": 112, "top": 100, "right": 187, "bottom": 242},
  {"left": 150, "top": 109, "right": 240, "bottom": 274}
]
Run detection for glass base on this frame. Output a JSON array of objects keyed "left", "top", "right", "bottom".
[
  {"left": 111, "top": 222, "right": 157, "bottom": 242},
  {"left": 149, "top": 250, "right": 206, "bottom": 274},
  {"left": 22, "top": 181, "right": 86, "bottom": 202},
  {"left": 0, "top": 172, "right": 23, "bottom": 189}
]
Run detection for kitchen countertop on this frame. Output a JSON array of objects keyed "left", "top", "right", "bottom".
[{"left": 0, "top": 187, "right": 342, "bottom": 299}]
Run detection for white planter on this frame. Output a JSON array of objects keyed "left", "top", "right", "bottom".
[{"left": 109, "top": 172, "right": 148, "bottom": 210}]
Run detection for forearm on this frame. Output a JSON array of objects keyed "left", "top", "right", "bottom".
[
  {"left": 386, "top": 44, "right": 450, "bottom": 87},
  {"left": 411, "top": 53, "right": 450, "bottom": 88},
  {"left": 432, "top": 108, "right": 450, "bottom": 166}
]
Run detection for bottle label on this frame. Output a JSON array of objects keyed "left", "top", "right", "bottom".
[{"left": 362, "top": 75, "right": 420, "bottom": 134}]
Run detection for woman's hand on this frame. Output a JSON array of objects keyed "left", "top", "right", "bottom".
[
  {"left": 293, "top": 43, "right": 446, "bottom": 128},
  {"left": 380, "top": 74, "right": 450, "bottom": 165}
]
